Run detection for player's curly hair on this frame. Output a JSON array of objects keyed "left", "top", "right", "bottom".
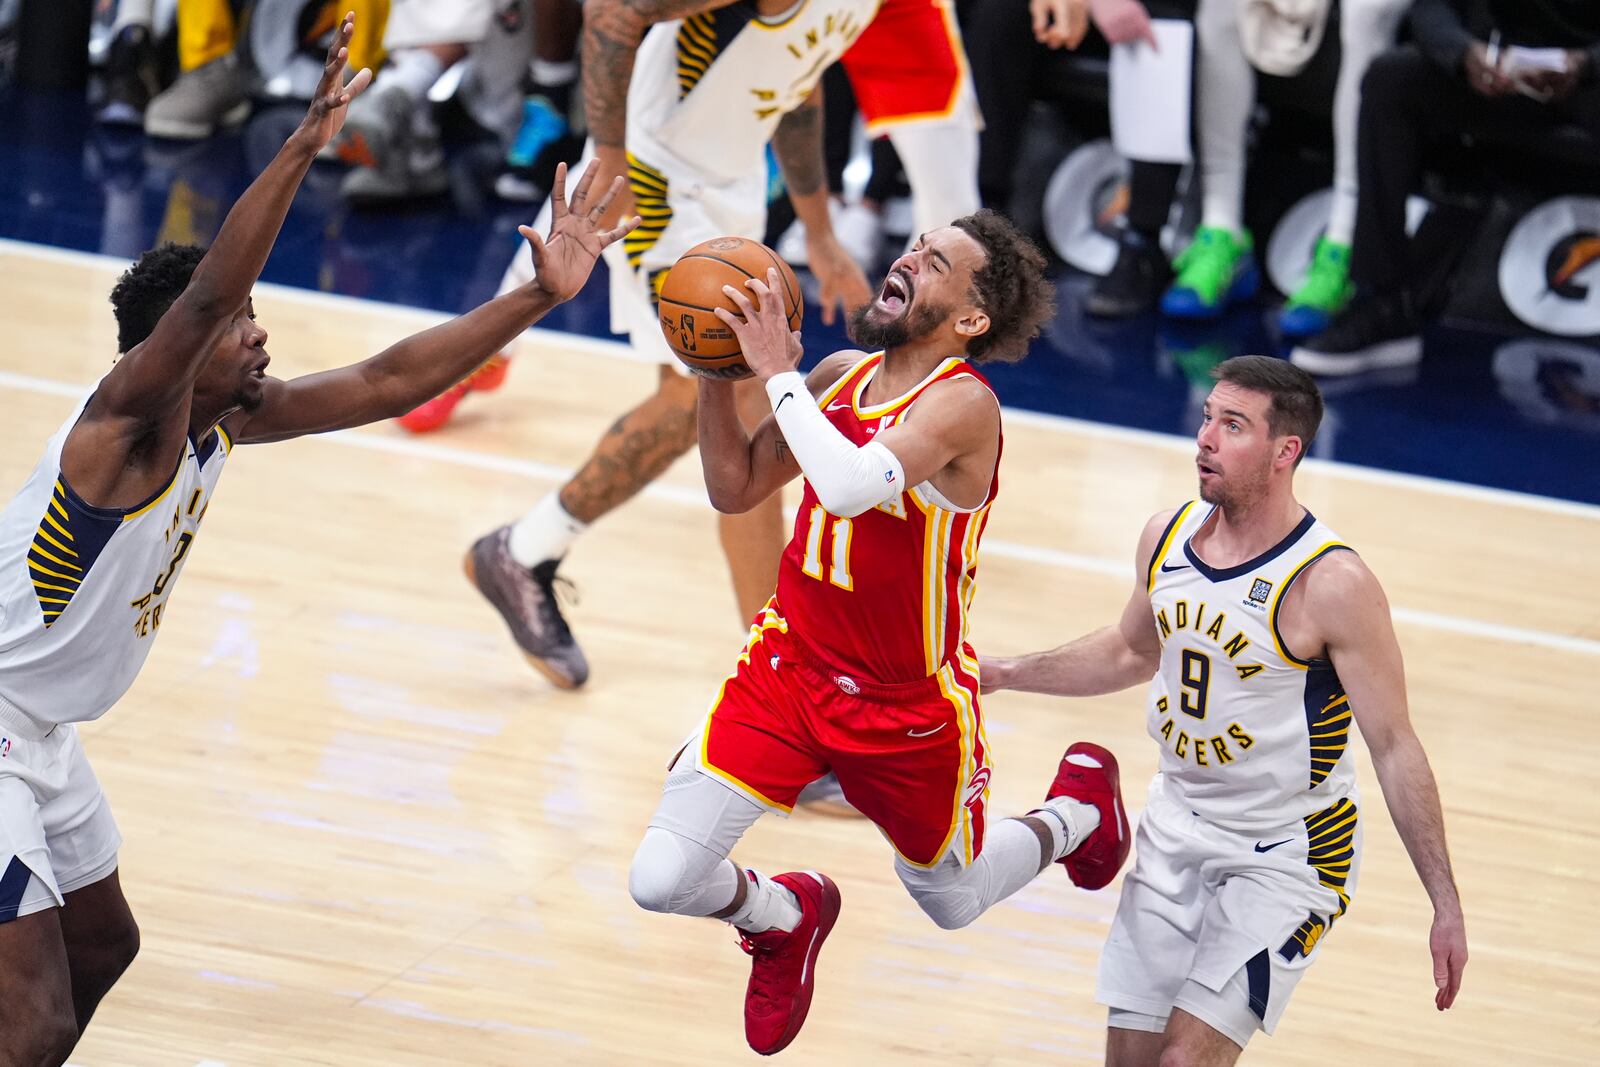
[
  {"left": 109, "top": 243, "right": 207, "bottom": 354},
  {"left": 951, "top": 210, "right": 1055, "bottom": 364}
]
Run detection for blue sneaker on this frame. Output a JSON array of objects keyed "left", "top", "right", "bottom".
[{"left": 495, "top": 96, "right": 570, "bottom": 202}]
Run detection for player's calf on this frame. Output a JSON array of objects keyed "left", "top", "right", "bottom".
[{"left": 0, "top": 917, "right": 80, "bottom": 1067}]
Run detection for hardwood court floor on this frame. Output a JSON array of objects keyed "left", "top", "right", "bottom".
[{"left": 0, "top": 242, "right": 1594, "bottom": 1066}]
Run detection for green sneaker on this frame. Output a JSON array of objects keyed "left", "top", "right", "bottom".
[
  {"left": 1279, "top": 237, "right": 1355, "bottom": 338},
  {"left": 1160, "top": 226, "right": 1260, "bottom": 320}
]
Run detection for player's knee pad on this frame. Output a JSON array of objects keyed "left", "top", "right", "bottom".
[
  {"left": 628, "top": 826, "right": 719, "bottom": 915},
  {"left": 896, "top": 858, "right": 983, "bottom": 931}
]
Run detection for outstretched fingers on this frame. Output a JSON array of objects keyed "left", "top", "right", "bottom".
[
  {"left": 596, "top": 215, "right": 641, "bottom": 247},
  {"left": 565, "top": 160, "right": 603, "bottom": 218},
  {"left": 318, "top": 14, "right": 356, "bottom": 94},
  {"left": 549, "top": 162, "right": 570, "bottom": 221},
  {"left": 586, "top": 174, "right": 625, "bottom": 224}
]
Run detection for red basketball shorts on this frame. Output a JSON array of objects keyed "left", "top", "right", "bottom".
[
  {"left": 693, "top": 606, "right": 991, "bottom": 869},
  {"left": 841, "top": 0, "right": 967, "bottom": 132}
]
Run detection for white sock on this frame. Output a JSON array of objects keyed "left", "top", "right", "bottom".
[
  {"left": 725, "top": 869, "right": 802, "bottom": 934},
  {"left": 1029, "top": 795, "right": 1101, "bottom": 862},
  {"left": 112, "top": 0, "right": 155, "bottom": 33},
  {"left": 530, "top": 58, "right": 578, "bottom": 88},
  {"left": 508, "top": 491, "right": 587, "bottom": 568},
  {"left": 384, "top": 49, "right": 446, "bottom": 103}
]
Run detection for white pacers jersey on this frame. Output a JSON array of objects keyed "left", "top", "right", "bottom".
[
  {"left": 0, "top": 390, "right": 231, "bottom": 730},
  {"left": 628, "top": 0, "right": 880, "bottom": 182},
  {"left": 1144, "top": 501, "right": 1357, "bottom": 833}
]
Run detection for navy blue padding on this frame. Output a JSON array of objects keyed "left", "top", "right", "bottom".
[
  {"left": 0, "top": 855, "right": 36, "bottom": 923},
  {"left": 1245, "top": 949, "right": 1271, "bottom": 1023}
]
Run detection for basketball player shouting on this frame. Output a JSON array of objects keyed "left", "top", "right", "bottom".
[
  {"left": 984, "top": 357, "right": 1468, "bottom": 1063},
  {"left": 0, "top": 17, "right": 633, "bottom": 1062},
  {"left": 625, "top": 210, "right": 1129, "bottom": 1055}
]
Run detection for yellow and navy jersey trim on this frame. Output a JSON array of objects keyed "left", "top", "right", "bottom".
[
  {"left": 674, "top": 5, "right": 755, "bottom": 98},
  {"left": 1268, "top": 540, "right": 1354, "bottom": 668},
  {"left": 1146, "top": 501, "right": 1197, "bottom": 593},
  {"left": 30, "top": 478, "right": 121, "bottom": 628},
  {"left": 1303, "top": 665, "right": 1352, "bottom": 788},
  {"left": 623, "top": 153, "right": 672, "bottom": 270},
  {"left": 1304, "top": 797, "right": 1357, "bottom": 916}
]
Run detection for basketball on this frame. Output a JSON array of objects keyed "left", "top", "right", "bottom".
[{"left": 657, "top": 237, "right": 803, "bottom": 379}]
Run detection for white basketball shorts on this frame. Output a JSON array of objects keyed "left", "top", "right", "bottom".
[
  {"left": 1098, "top": 774, "right": 1362, "bottom": 1049},
  {"left": 0, "top": 705, "right": 121, "bottom": 923}
]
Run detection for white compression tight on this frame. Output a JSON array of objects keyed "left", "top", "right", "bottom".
[
  {"left": 628, "top": 754, "right": 1056, "bottom": 930},
  {"left": 1195, "top": 0, "right": 1410, "bottom": 243}
]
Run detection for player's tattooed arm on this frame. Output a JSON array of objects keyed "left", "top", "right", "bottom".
[
  {"left": 583, "top": 0, "right": 737, "bottom": 148},
  {"left": 699, "top": 351, "right": 858, "bottom": 513},
  {"left": 771, "top": 90, "right": 825, "bottom": 198},
  {"left": 773, "top": 84, "right": 871, "bottom": 324}
]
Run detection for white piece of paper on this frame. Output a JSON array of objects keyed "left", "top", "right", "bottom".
[
  {"left": 1109, "top": 19, "right": 1194, "bottom": 166},
  {"left": 1503, "top": 45, "right": 1569, "bottom": 75}
]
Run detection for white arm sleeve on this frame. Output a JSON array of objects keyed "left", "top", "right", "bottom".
[{"left": 764, "top": 371, "right": 905, "bottom": 519}]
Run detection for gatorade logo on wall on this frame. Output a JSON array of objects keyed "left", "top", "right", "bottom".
[{"left": 1499, "top": 196, "right": 1600, "bottom": 338}]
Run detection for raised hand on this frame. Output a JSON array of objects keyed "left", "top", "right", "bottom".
[
  {"left": 524, "top": 161, "right": 641, "bottom": 302},
  {"left": 297, "top": 13, "right": 373, "bottom": 151},
  {"left": 805, "top": 233, "right": 872, "bottom": 327},
  {"left": 714, "top": 268, "right": 803, "bottom": 382}
]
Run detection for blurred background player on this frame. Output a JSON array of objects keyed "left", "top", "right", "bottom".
[
  {"left": 985, "top": 356, "right": 1467, "bottom": 1062},
  {"left": 455, "top": 0, "right": 873, "bottom": 689},
  {"left": 628, "top": 213, "right": 1128, "bottom": 1055},
  {"left": 1166, "top": 0, "right": 1409, "bottom": 333},
  {"left": 775, "top": 0, "right": 983, "bottom": 271}
]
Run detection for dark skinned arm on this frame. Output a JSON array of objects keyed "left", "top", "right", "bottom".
[
  {"left": 61, "top": 15, "right": 372, "bottom": 504},
  {"left": 227, "top": 162, "right": 637, "bottom": 445}
]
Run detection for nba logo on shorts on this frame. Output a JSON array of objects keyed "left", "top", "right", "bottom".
[
  {"left": 0, "top": 737, "right": 9, "bottom": 759},
  {"left": 1247, "top": 578, "right": 1273, "bottom": 607}
]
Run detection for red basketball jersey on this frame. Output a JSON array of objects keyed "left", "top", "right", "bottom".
[{"left": 774, "top": 353, "right": 1000, "bottom": 685}]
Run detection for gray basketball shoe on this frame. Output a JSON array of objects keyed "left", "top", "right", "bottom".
[{"left": 464, "top": 526, "right": 589, "bottom": 689}]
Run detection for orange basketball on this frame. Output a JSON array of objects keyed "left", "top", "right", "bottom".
[{"left": 658, "top": 237, "right": 803, "bottom": 379}]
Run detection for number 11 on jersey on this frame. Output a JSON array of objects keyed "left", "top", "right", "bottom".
[{"left": 801, "top": 505, "right": 854, "bottom": 590}]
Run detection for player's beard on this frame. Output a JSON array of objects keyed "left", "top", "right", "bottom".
[
  {"left": 1198, "top": 454, "right": 1271, "bottom": 512},
  {"left": 847, "top": 298, "right": 948, "bottom": 350}
]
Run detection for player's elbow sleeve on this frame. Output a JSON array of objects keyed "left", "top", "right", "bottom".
[{"left": 810, "top": 441, "right": 905, "bottom": 518}]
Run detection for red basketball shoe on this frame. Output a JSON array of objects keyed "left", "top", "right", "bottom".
[
  {"left": 397, "top": 353, "right": 511, "bottom": 434},
  {"left": 1046, "top": 742, "right": 1130, "bottom": 890},
  {"left": 739, "top": 871, "right": 841, "bottom": 1056}
]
